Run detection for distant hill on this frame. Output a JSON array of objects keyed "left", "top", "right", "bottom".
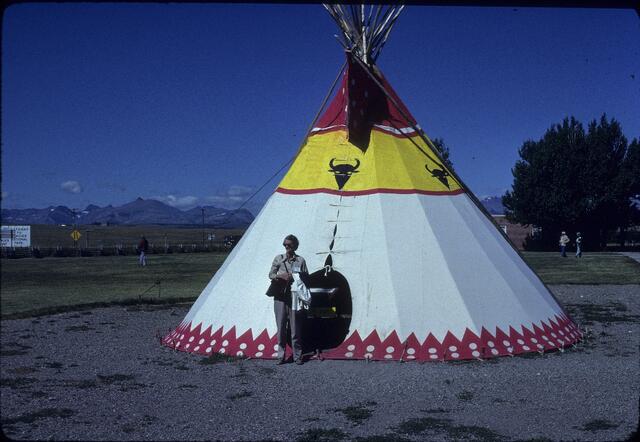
[
  {"left": 2, "top": 196, "right": 502, "bottom": 226},
  {"left": 480, "top": 196, "right": 505, "bottom": 215},
  {"left": 1, "top": 198, "right": 254, "bottom": 228}
]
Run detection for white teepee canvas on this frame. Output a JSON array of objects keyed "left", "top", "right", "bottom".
[{"left": 162, "top": 5, "right": 582, "bottom": 361}]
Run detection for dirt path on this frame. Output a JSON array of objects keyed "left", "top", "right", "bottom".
[
  {"left": 1, "top": 285, "right": 639, "bottom": 441},
  {"left": 621, "top": 252, "right": 640, "bottom": 264}
]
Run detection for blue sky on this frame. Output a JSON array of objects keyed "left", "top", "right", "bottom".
[{"left": 2, "top": 4, "right": 639, "bottom": 214}]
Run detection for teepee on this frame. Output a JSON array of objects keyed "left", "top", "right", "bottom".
[{"left": 162, "top": 5, "right": 582, "bottom": 361}]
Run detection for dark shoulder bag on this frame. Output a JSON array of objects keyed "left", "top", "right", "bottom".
[{"left": 265, "top": 259, "right": 289, "bottom": 297}]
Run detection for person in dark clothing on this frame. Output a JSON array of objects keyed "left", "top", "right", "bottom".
[
  {"left": 137, "top": 236, "right": 149, "bottom": 266},
  {"left": 575, "top": 232, "right": 583, "bottom": 258}
]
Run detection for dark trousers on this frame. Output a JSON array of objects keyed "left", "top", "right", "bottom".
[{"left": 274, "top": 299, "right": 303, "bottom": 360}]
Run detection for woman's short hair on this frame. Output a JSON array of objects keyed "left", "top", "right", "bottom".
[{"left": 284, "top": 234, "right": 299, "bottom": 250}]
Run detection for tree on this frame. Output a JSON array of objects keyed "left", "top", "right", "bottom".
[
  {"left": 503, "top": 115, "right": 639, "bottom": 250},
  {"left": 617, "top": 138, "right": 640, "bottom": 243}
]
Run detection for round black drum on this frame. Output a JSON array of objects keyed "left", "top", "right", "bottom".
[{"left": 301, "top": 268, "right": 352, "bottom": 353}]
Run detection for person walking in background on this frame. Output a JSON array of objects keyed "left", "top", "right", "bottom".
[
  {"left": 137, "top": 236, "right": 149, "bottom": 266},
  {"left": 269, "top": 234, "right": 308, "bottom": 365},
  {"left": 559, "top": 231, "right": 570, "bottom": 257},
  {"left": 575, "top": 232, "right": 583, "bottom": 258}
]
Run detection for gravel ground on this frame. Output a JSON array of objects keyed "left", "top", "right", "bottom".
[{"left": 1, "top": 284, "right": 639, "bottom": 441}]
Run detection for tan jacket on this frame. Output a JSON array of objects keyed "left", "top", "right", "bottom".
[{"left": 269, "top": 253, "right": 308, "bottom": 280}]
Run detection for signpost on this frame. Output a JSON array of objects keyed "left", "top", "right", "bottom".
[
  {"left": 1, "top": 226, "right": 31, "bottom": 248},
  {"left": 71, "top": 229, "right": 81, "bottom": 249}
]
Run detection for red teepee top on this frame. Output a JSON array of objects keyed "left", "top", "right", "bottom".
[{"left": 312, "top": 54, "right": 420, "bottom": 150}]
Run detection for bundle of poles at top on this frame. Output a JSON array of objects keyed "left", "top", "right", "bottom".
[{"left": 323, "top": 4, "right": 405, "bottom": 65}]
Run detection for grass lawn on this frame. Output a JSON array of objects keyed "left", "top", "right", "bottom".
[
  {"left": 1, "top": 253, "right": 227, "bottom": 318},
  {"left": 1, "top": 252, "right": 638, "bottom": 318},
  {"left": 521, "top": 252, "right": 640, "bottom": 285}
]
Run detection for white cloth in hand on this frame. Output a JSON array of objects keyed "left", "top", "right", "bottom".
[{"left": 291, "top": 273, "right": 311, "bottom": 311}]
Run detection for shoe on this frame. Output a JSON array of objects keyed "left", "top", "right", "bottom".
[
  {"left": 295, "top": 358, "right": 304, "bottom": 365},
  {"left": 276, "top": 357, "right": 293, "bottom": 365}
]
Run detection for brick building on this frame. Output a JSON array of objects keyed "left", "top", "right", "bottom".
[{"left": 492, "top": 215, "right": 533, "bottom": 250}]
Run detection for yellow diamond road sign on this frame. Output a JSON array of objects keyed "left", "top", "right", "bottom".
[{"left": 71, "top": 230, "right": 81, "bottom": 241}]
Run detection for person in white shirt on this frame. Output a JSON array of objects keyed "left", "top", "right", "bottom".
[{"left": 559, "top": 231, "right": 570, "bottom": 257}]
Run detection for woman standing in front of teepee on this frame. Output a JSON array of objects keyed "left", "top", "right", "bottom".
[{"left": 269, "top": 234, "right": 308, "bottom": 365}]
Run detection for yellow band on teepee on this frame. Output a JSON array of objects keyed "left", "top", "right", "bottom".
[{"left": 277, "top": 130, "right": 462, "bottom": 195}]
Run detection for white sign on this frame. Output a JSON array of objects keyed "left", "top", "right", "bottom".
[{"left": 1, "top": 225, "right": 31, "bottom": 248}]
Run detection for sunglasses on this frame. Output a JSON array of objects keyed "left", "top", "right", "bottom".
[{"left": 283, "top": 242, "right": 294, "bottom": 248}]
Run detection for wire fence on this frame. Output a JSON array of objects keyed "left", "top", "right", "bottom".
[
  {"left": 1, "top": 242, "right": 236, "bottom": 259},
  {"left": 0, "top": 224, "right": 245, "bottom": 258}
]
